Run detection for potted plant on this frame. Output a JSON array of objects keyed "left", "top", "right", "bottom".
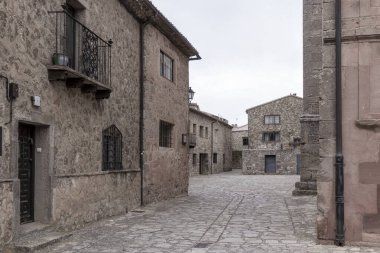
[{"left": 52, "top": 53, "right": 69, "bottom": 66}]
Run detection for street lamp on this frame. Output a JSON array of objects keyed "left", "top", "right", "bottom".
[{"left": 189, "top": 87, "right": 195, "bottom": 102}]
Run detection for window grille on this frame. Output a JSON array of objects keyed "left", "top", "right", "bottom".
[
  {"left": 159, "top": 121, "right": 173, "bottom": 148},
  {"left": 102, "top": 125, "right": 122, "bottom": 171}
]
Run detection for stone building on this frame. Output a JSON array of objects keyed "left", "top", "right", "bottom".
[
  {"left": 231, "top": 124, "right": 248, "bottom": 170},
  {"left": 0, "top": 0, "right": 199, "bottom": 250},
  {"left": 188, "top": 104, "right": 232, "bottom": 176},
  {"left": 302, "top": 0, "right": 380, "bottom": 246},
  {"left": 242, "top": 95, "right": 303, "bottom": 175}
]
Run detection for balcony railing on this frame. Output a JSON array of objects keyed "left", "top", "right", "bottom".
[
  {"left": 188, "top": 133, "right": 196, "bottom": 148},
  {"left": 48, "top": 10, "right": 112, "bottom": 97}
]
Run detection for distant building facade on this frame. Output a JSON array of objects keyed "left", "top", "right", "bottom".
[
  {"left": 232, "top": 124, "right": 248, "bottom": 170},
  {"left": 188, "top": 104, "right": 232, "bottom": 176},
  {"left": 242, "top": 95, "right": 303, "bottom": 175},
  {"left": 0, "top": 0, "right": 199, "bottom": 249}
]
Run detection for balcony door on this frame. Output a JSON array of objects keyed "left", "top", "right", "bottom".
[{"left": 64, "top": 3, "right": 76, "bottom": 68}]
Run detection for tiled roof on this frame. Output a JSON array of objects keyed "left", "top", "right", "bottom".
[
  {"left": 232, "top": 124, "right": 248, "bottom": 132},
  {"left": 120, "top": 0, "right": 200, "bottom": 59},
  {"left": 246, "top": 95, "right": 303, "bottom": 112},
  {"left": 189, "top": 107, "right": 232, "bottom": 129}
]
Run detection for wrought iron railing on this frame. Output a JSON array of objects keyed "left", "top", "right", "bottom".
[
  {"left": 49, "top": 11, "right": 112, "bottom": 86},
  {"left": 188, "top": 133, "right": 196, "bottom": 148}
]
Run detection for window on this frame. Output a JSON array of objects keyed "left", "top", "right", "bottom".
[
  {"left": 242, "top": 137, "right": 248, "bottom": 146},
  {"left": 102, "top": 125, "right": 122, "bottom": 171},
  {"left": 199, "top": 126, "right": 204, "bottom": 138},
  {"left": 214, "top": 129, "right": 219, "bottom": 143},
  {"left": 264, "top": 115, "right": 280, "bottom": 125},
  {"left": 213, "top": 153, "right": 218, "bottom": 164},
  {"left": 262, "top": 132, "right": 280, "bottom": 142},
  {"left": 205, "top": 127, "right": 209, "bottom": 138},
  {"left": 223, "top": 154, "right": 225, "bottom": 165},
  {"left": 159, "top": 120, "right": 173, "bottom": 147},
  {"left": 193, "top": 124, "right": 196, "bottom": 135},
  {"left": 192, "top": 154, "right": 197, "bottom": 166},
  {"left": 160, "top": 51, "right": 173, "bottom": 81}
]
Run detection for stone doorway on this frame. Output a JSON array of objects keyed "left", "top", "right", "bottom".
[
  {"left": 265, "top": 155, "right": 276, "bottom": 174},
  {"left": 199, "top": 153, "right": 208, "bottom": 175},
  {"left": 17, "top": 122, "right": 52, "bottom": 227},
  {"left": 18, "top": 124, "right": 35, "bottom": 224}
]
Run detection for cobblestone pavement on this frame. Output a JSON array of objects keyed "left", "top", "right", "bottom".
[{"left": 38, "top": 170, "right": 380, "bottom": 253}]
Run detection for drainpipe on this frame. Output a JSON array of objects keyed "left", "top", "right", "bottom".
[
  {"left": 210, "top": 121, "right": 216, "bottom": 174},
  {"left": 139, "top": 21, "right": 148, "bottom": 206},
  {"left": 0, "top": 75, "right": 12, "bottom": 125},
  {"left": 335, "top": 0, "right": 345, "bottom": 246}
]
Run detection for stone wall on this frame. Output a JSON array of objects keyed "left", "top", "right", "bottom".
[
  {"left": 243, "top": 149, "right": 298, "bottom": 175},
  {"left": 315, "top": 0, "right": 380, "bottom": 244},
  {"left": 188, "top": 109, "right": 233, "bottom": 176},
  {"left": 292, "top": 0, "right": 323, "bottom": 196},
  {"left": 212, "top": 121, "right": 232, "bottom": 174},
  {"left": 53, "top": 172, "right": 141, "bottom": 230},
  {"left": 0, "top": 182, "right": 14, "bottom": 246},
  {"left": 232, "top": 129, "right": 248, "bottom": 151},
  {"left": 232, "top": 128, "right": 248, "bottom": 170},
  {"left": 0, "top": 0, "right": 140, "bottom": 247},
  {"left": 242, "top": 95, "right": 302, "bottom": 175},
  {"left": 142, "top": 24, "right": 190, "bottom": 204}
]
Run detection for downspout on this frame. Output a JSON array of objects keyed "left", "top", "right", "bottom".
[
  {"left": 0, "top": 75, "right": 12, "bottom": 125},
  {"left": 335, "top": 0, "right": 345, "bottom": 246},
  {"left": 139, "top": 21, "right": 148, "bottom": 206},
  {"left": 210, "top": 121, "right": 215, "bottom": 174}
]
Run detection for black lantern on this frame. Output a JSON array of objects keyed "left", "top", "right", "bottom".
[{"left": 189, "top": 87, "right": 195, "bottom": 102}]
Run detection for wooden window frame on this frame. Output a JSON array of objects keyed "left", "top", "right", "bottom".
[
  {"left": 262, "top": 132, "right": 280, "bottom": 142},
  {"left": 160, "top": 51, "right": 174, "bottom": 81},
  {"left": 264, "top": 115, "right": 281, "bottom": 125}
]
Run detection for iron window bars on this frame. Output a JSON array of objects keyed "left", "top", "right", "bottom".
[
  {"left": 102, "top": 125, "right": 122, "bottom": 171},
  {"left": 159, "top": 121, "right": 173, "bottom": 148},
  {"left": 49, "top": 10, "right": 112, "bottom": 86}
]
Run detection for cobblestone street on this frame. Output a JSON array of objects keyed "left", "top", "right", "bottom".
[{"left": 37, "top": 170, "right": 380, "bottom": 253}]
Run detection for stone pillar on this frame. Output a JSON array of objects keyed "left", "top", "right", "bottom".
[{"left": 292, "top": 0, "right": 322, "bottom": 196}]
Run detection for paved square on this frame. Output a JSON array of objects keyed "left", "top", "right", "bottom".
[{"left": 37, "top": 170, "right": 380, "bottom": 252}]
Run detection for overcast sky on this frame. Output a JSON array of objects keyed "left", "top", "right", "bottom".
[{"left": 152, "top": 0, "right": 303, "bottom": 126}]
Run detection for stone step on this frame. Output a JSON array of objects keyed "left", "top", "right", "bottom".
[
  {"left": 294, "top": 181, "right": 317, "bottom": 191},
  {"left": 7, "top": 229, "right": 72, "bottom": 253},
  {"left": 292, "top": 189, "right": 317, "bottom": 196}
]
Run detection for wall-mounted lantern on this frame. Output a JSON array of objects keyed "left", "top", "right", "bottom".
[{"left": 188, "top": 87, "right": 195, "bottom": 102}]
